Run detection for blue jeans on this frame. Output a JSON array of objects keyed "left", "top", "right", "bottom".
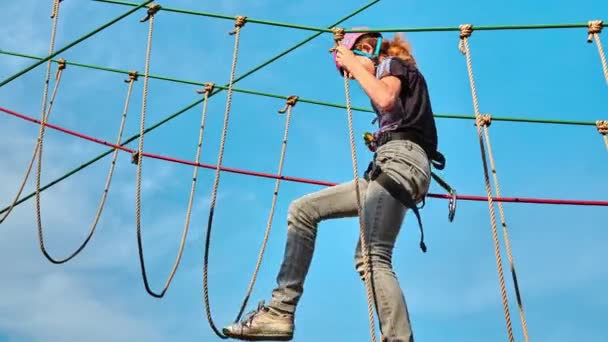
[{"left": 269, "top": 140, "right": 431, "bottom": 342}]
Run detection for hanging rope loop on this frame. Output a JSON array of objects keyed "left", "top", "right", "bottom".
[
  {"left": 278, "top": 95, "right": 299, "bottom": 114},
  {"left": 458, "top": 24, "right": 474, "bottom": 54},
  {"left": 140, "top": 3, "right": 162, "bottom": 22},
  {"left": 597, "top": 120, "right": 608, "bottom": 135},
  {"left": 229, "top": 15, "right": 247, "bottom": 35},
  {"left": 587, "top": 20, "right": 604, "bottom": 43},
  {"left": 329, "top": 27, "right": 345, "bottom": 52},
  {"left": 125, "top": 70, "right": 139, "bottom": 83}
]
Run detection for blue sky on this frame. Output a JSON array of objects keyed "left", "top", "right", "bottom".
[{"left": 0, "top": 0, "right": 607, "bottom": 341}]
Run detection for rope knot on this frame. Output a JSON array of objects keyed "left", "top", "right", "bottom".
[
  {"left": 278, "top": 95, "right": 299, "bottom": 114},
  {"left": 458, "top": 24, "right": 474, "bottom": 54},
  {"left": 475, "top": 114, "right": 492, "bottom": 127},
  {"left": 229, "top": 16, "right": 247, "bottom": 35},
  {"left": 597, "top": 120, "right": 608, "bottom": 135},
  {"left": 140, "top": 3, "right": 162, "bottom": 22},
  {"left": 587, "top": 20, "right": 604, "bottom": 43},
  {"left": 55, "top": 58, "right": 66, "bottom": 80},
  {"left": 131, "top": 151, "right": 140, "bottom": 165},
  {"left": 196, "top": 82, "right": 215, "bottom": 95},
  {"left": 51, "top": 0, "right": 63, "bottom": 19},
  {"left": 329, "top": 27, "right": 345, "bottom": 52},
  {"left": 124, "top": 70, "right": 139, "bottom": 83}
]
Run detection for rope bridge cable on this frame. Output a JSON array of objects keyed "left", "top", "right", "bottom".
[
  {"left": 0, "top": 0, "right": 63, "bottom": 225},
  {"left": 0, "top": 0, "right": 379, "bottom": 224},
  {"left": 232, "top": 95, "right": 298, "bottom": 323},
  {"left": 131, "top": 3, "right": 188, "bottom": 299},
  {"left": 587, "top": 20, "right": 608, "bottom": 85},
  {"left": 476, "top": 114, "right": 530, "bottom": 342},
  {"left": 202, "top": 15, "right": 247, "bottom": 339},
  {"left": 1, "top": 48, "right": 602, "bottom": 128},
  {"left": 3, "top": 105, "right": 608, "bottom": 208},
  {"left": 330, "top": 27, "right": 378, "bottom": 342},
  {"left": 93, "top": 0, "right": 607, "bottom": 34},
  {"left": 0, "top": 0, "right": 153, "bottom": 88},
  {"left": 458, "top": 24, "right": 515, "bottom": 342}
]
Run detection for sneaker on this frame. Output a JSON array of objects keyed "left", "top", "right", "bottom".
[{"left": 222, "top": 301, "right": 294, "bottom": 341}]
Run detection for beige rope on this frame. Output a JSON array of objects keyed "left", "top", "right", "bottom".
[
  {"left": 233, "top": 95, "right": 298, "bottom": 322},
  {"left": 597, "top": 120, "right": 608, "bottom": 151},
  {"left": 203, "top": 15, "right": 246, "bottom": 339},
  {"left": 477, "top": 114, "right": 530, "bottom": 342},
  {"left": 35, "top": 59, "right": 67, "bottom": 262},
  {"left": 587, "top": 20, "right": 608, "bottom": 85},
  {"left": 458, "top": 24, "right": 515, "bottom": 342},
  {"left": 0, "top": 0, "right": 63, "bottom": 225},
  {"left": 133, "top": 2, "right": 186, "bottom": 299},
  {"left": 332, "top": 27, "right": 377, "bottom": 342}
]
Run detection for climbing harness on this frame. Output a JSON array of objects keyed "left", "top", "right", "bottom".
[
  {"left": 361, "top": 130, "right": 457, "bottom": 253},
  {"left": 331, "top": 26, "right": 379, "bottom": 342},
  {"left": 233, "top": 95, "right": 298, "bottom": 323},
  {"left": 459, "top": 24, "right": 530, "bottom": 342},
  {"left": 203, "top": 15, "right": 247, "bottom": 340},
  {"left": 0, "top": 0, "right": 63, "bottom": 225},
  {"left": 132, "top": 2, "right": 191, "bottom": 299}
]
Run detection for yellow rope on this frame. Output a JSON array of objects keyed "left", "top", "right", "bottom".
[
  {"left": 478, "top": 114, "right": 530, "bottom": 342},
  {"left": 133, "top": 3, "right": 186, "bottom": 299},
  {"left": 233, "top": 95, "right": 298, "bottom": 322},
  {"left": 597, "top": 120, "right": 608, "bottom": 151},
  {"left": 331, "top": 27, "right": 377, "bottom": 342},
  {"left": 587, "top": 20, "right": 608, "bottom": 85},
  {"left": 203, "top": 15, "right": 247, "bottom": 339},
  {"left": 458, "top": 24, "right": 515, "bottom": 342},
  {"left": 0, "top": 0, "right": 62, "bottom": 225}
]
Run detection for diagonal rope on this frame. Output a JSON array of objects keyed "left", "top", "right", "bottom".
[
  {"left": 203, "top": 15, "right": 247, "bottom": 339},
  {"left": 0, "top": 0, "right": 63, "bottom": 225},
  {"left": 330, "top": 27, "right": 377, "bottom": 342},
  {"left": 233, "top": 95, "right": 298, "bottom": 323},
  {"left": 132, "top": 3, "right": 188, "bottom": 299},
  {"left": 458, "top": 24, "right": 515, "bottom": 342},
  {"left": 587, "top": 20, "right": 608, "bottom": 85},
  {"left": 477, "top": 114, "right": 530, "bottom": 342}
]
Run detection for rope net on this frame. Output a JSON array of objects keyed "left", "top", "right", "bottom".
[{"left": 0, "top": 2, "right": 606, "bottom": 342}]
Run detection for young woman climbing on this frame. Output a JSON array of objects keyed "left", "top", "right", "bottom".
[{"left": 223, "top": 28, "right": 442, "bottom": 342}]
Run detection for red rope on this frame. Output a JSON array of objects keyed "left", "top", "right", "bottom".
[{"left": 2, "top": 106, "right": 607, "bottom": 207}]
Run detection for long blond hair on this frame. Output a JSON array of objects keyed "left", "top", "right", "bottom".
[{"left": 354, "top": 33, "right": 416, "bottom": 66}]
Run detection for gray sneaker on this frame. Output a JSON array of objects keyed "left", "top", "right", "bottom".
[{"left": 222, "top": 301, "right": 294, "bottom": 341}]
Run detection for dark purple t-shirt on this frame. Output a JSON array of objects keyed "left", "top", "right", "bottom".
[{"left": 371, "top": 57, "right": 438, "bottom": 156}]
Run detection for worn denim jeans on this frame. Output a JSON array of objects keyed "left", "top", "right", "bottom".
[{"left": 269, "top": 140, "right": 431, "bottom": 342}]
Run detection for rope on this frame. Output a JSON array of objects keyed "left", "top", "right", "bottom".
[
  {"left": 587, "top": 20, "right": 608, "bottom": 85},
  {"left": 232, "top": 95, "right": 298, "bottom": 322},
  {"left": 36, "top": 69, "right": 137, "bottom": 264},
  {"left": 0, "top": 0, "right": 63, "bottom": 225},
  {"left": 133, "top": 2, "right": 186, "bottom": 299},
  {"left": 597, "top": 120, "right": 608, "bottom": 151},
  {"left": 477, "top": 114, "right": 530, "bottom": 342},
  {"left": 331, "top": 27, "right": 377, "bottom": 342},
  {"left": 458, "top": 24, "right": 515, "bottom": 342},
  {"left": 203, "top": 15, "right": 247, "bottom": 339}
]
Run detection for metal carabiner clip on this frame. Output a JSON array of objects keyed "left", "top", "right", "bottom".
[{"left": 448, "top": 189, "right": 457, "bottom": 222}]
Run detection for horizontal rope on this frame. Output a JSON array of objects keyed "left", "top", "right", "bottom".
[
  {"left": 92, "top": 0, "right": 607, "bottom": 34},
  {"left": 0, "top": 49, "right": 598, "bottom": 127},
  {"left": 2, "top": 106, "right": 607, "bottom": 207}
]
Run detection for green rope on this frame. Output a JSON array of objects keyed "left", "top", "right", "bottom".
[
  {"left": 0, "top": 0, "right": 380, "bottom": 216},
  {"left": 0, "top": 49, "right": 597, "bottom": 127},
  {"left": 0, "top": 0, "right": 153, "bottom": 88},
  {"left": 93, "top": 0, "right": 606, "bottom": 34}
]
